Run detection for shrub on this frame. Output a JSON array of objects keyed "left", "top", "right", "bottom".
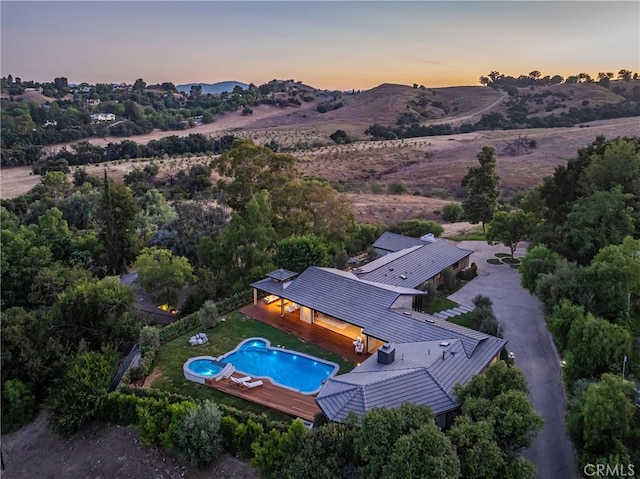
[
  {"left": 169, "top": 401, "right": 223, "bottom": 467},
  {"left": 1, "top": 379, "right": 37, "bottom": 432},
  {"left": 387, "top": 181, "right": 406, "bottom": 195},
  {"left": 158, "top": 313, "right": 199, "bottom": 343},
  {"left": 138, "top": 325, "right": 161, "bottom": 353},
  {"left": 439, "top": 267, "right": 456, "bottom": 292},
  {"left": 235, "top": 419, "right": 265, "bottom": 459},
  {"left": 252, "top": 419, "right": 307, "bottom": 478},
  {"left": 442, "top": 203, "right": 463, "bottom": 223},
  {"left": 473, "top": 305, "right": 496, "bottom": 329},
  {"left": 137, "top": 396, "right": 173, "bottom": 445},
  {"left": 48, "top": 348, "right": 119, "bottom": 435},
  {"left": 390, "top": 219, "right": 444, "bottom": 238},
  {"left": 221, "top": 415, "right": 240, "bottom": 454},
  {"left": 198, "top": 300, "right": 220, "bottom": 329},
  {"left": 472, "top": 294, "right": 493, "bottom": 310},
  {"left": 479, "top": 315, "right": 504, "bottom": 337}
]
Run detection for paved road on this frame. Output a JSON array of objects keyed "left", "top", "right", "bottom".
[{"left": 448, "top": 241, "right": 577, "bottom": 479}]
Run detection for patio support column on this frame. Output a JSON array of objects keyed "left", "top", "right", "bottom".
[
  {"left": 253, "top": 288, "right": 257, "bottom": 305},
  {"left": 280, "top": 298, "right": 285, "bottom": 317}
]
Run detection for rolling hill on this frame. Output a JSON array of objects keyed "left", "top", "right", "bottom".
[{"left": 176, "top": 81, "right": 249, "bottom": 94}]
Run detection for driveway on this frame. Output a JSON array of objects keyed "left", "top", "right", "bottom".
[{"left": 448, "top": 241, "right": 577, "bottom": 479}]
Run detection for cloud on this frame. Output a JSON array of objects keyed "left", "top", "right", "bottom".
[{"left": 410, "top": 58, "right": 449, "bottom": 67}]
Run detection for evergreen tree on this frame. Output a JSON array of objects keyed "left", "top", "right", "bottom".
[
  {"left": 97, "top": 172, "right": 138, "bottom": 274},
  {"left": 461, "top": 146, "right": 501, "bottom": 232}
]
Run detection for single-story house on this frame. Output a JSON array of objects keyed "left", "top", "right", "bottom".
[
  {"left": 90, "top": 113, "right": 116, "bottom": 122},
  {"left": 355, "top": 236, "right": 473, "bottom": 290},
  {"left": 316, "top": 336, "right": 503, "bottom": 428},
  {"left": 250, "top": 265, "right": 506, "bottom": 426}
]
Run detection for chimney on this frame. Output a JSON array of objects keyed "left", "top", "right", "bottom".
[{"left": 377, "top": 344, "right": 396, "bottom": 364}]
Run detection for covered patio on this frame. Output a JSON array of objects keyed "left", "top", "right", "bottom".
[{"left": 240, "top": 303, "right": 371, "bottom": 363}]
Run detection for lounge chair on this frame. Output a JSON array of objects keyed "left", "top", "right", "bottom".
[
  {"left": 242, "top": 379, "right": 264, "bottom": 389},
  {"left": 354, "top": 342, "right": 364, "bottom": 355},
  {"left": 230, "top": 376, "right": 252, "bottom": 385},
  {"left": 215, "top": 364, "right": 235, "bottom": 381}
]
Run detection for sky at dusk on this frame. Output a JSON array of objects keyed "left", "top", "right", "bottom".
[{"left": 2, "top": 1, "right": 638, "bottom": 90}]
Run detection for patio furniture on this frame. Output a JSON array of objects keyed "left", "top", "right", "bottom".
[
  {"left": 215, "top": 364, "right": 235, "bottom": 381},
  {"left": 355, "top": 342, "right": 364, "bottom": 355},
  {"left": 231, "top": 376, "right": 252, "bottom": 385},
  {"left": 242, "top": 379, "right": 264, "bottom": 389}
]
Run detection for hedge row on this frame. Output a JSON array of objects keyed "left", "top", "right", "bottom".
[
  {"left": 115, "top": 386, "right": 287, "bottom": 433},
  {"left": 158, "top": 313, "right": 199, "bottom": 343},
  {"left": 216, "top": 290, "right": 253, "bottom": 315}
]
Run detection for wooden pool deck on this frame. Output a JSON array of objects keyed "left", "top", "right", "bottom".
[
  {"left": 204, "top": 373, "right": 321, "bottom": 422},
  {"left": 197, "top": 304, "right": 370, "bottom": 422}
]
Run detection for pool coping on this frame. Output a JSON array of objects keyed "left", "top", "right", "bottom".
[{"left": 217, "top": 337, "right": 340, "bottom": 395}]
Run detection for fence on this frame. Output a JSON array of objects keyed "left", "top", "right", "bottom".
[{"left": 109, "top": 344, "right": 140, "bottom": 392}]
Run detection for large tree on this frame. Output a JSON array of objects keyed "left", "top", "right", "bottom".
[
  {"left": 486, "top": 210, "right": 537, "bottom": 259},
  {"left": 568, "top": 374, "right": 636, "bottom": 460},
  {"left": 564, "top": 308, "right": 633, "bottom": 382},
  {"left": 212, "top": 139, "right": 296, "bottom": 212},
  {"left": 53, "top": 277, "right": 137, "bottom": 350},
  {"left": 381, "top": 422, "right": 460, "bottom": 479},
  {"left": 583, "top": 237, "right": 640, "bottom": 322},
  {"left": 461, "top": 146, "right": 501, "bottom": 232},
  {"left": 96, "top": 174, "right": 138, "bottom": 274},
  {"left": 564, "top": 187, "right": 635, "bottom": 264},
  {"left": 134, "top": 247, "right": 196, "bottom": 307},
  {"left": 275, "top": 234, "right": 332, "bottom": 273},
  {"left": 519, "top": 243, "right": 562, "bottom": 294}
]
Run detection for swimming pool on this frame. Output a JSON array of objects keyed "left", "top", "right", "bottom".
[
  {"left": 221, "top": 338, "right": 339, "bottom": 394},
  {"left": 183, "top": 357, "right": 228, "bottom": 384}
]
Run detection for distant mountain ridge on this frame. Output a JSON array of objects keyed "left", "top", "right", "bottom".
[{"left": 176, "top": 81, "right": 249, "bottom": 94}]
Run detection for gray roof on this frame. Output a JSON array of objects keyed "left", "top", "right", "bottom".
[
  {"left": 316, "top": 336, "right": 505, "bottom": 422},
  {"left": 266, "top": 268, "right": 298, "bottom": 281},
  {"left": 372, "top": 231, "right": 429, "bottom": 253},
  {"left": 251, "top": 267, "right": 494, "bottom": 356},
  {"left": 356, "top": 240, "right": 472, "bottom": 288}
]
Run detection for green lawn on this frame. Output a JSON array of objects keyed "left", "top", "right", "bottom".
[
  {"left": 423, "top": 296, "right": 458, "bottom": 314},
  {"left": 149, "top": 311, "right": 356, "bottom": 419},
  {"left": 448, "top": 312, "right": 477, "bottom": 330},
  {"left": 444, "top": 229, "right": 486, "bottom": 241}
]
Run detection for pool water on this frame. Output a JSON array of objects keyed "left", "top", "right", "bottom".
[
  {"left": 187, "top": 359, "right": 223, "bottom": 377},
  {"left": 221, "top": 338, "right": 338, "bottom": 394}
]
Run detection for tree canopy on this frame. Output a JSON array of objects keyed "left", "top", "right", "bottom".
[{"left": 461, "top": 146, "right": 501, "bottom": 232}]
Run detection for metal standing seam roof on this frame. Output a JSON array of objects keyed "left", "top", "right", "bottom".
[
  {"left": 251, "top": 267, "right": 491, "bottom": 356},
  {"left": 315, "top": 337, "right": 506, "bottom": 423},
  {"left": 355, "top": 240, "right": 473, "bottom": 289},
  {"left": 372, "top": 231, "right": 430, "bottom": 253},
  {"left": 266, "top": 268, "right": 298, "bottom": 281}
]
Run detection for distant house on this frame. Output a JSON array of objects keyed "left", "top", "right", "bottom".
[
  {"left": 90, "top": 113, "right": 115, "bottom": 121},
  {"left": 359, "top": 233, "right": 472, "bottom": 290},
  {"left": 86, "top": 98, "right": 101, "bottom": 106},
  {"left": 24, "top": 87, "right": 43, "bottom": 93},
  {"left": 44, "top": 120, "right": 57, "bottom": 127}
]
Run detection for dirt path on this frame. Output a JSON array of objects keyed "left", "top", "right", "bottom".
[{"left": 1, "top": 413, "right": 259, "bottom": 479}]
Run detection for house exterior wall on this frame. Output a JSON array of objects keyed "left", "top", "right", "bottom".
[
  {"left": 300, "top": 306, "right": 313, "bottom": 324},
  {"left": 390, "top": 295, "right": 414, "bottom": 309},
  {"left": 366, "top": 336, "right": 385, "bottom": 354}
]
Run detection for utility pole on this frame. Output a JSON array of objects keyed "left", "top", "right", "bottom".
[{"left": 622, "top": 355, "right": 627, "bottom": 379}]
